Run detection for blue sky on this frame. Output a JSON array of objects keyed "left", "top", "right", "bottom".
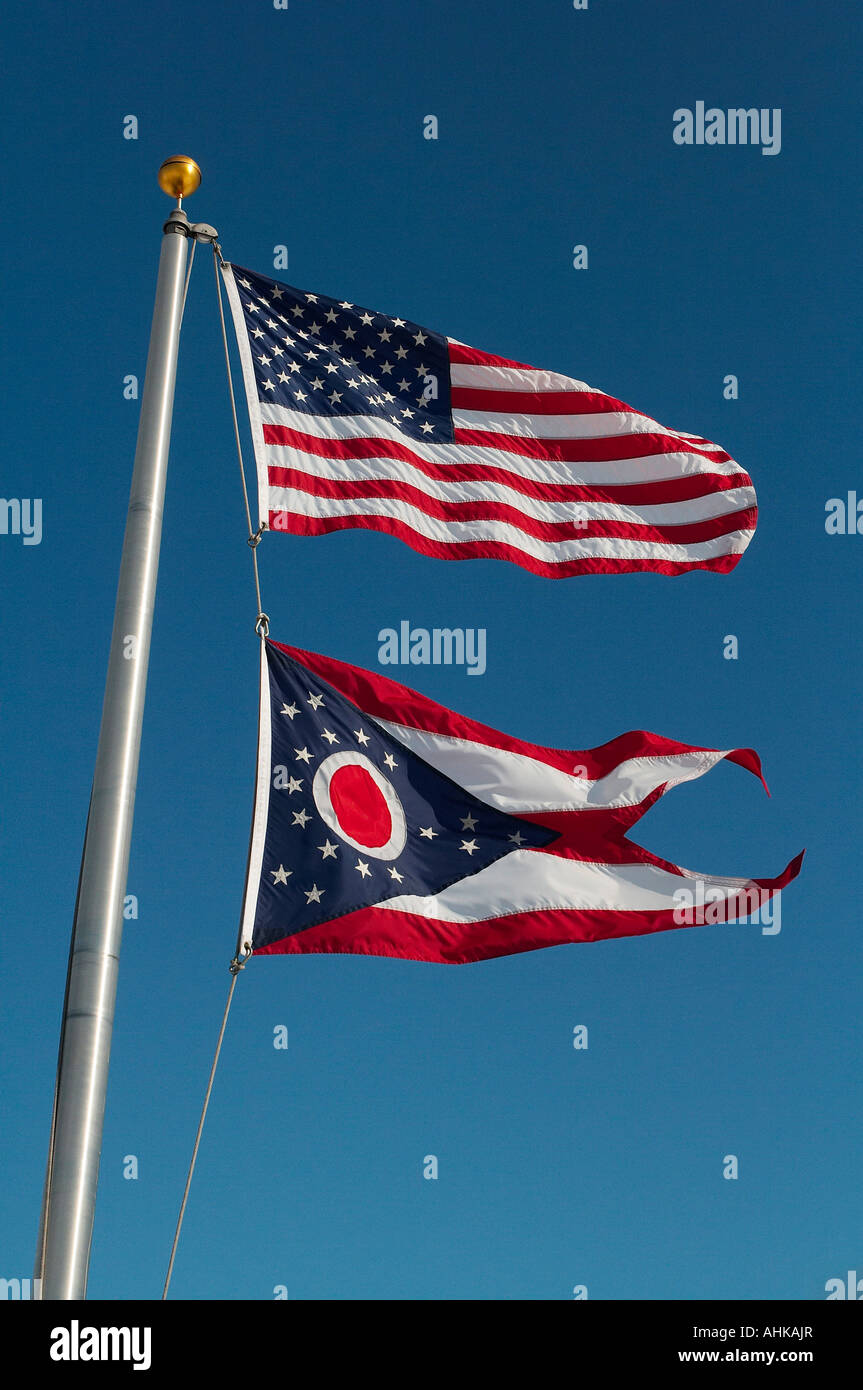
[{"left": 2, "top": 0, "right": 860, "bottom": 1300}]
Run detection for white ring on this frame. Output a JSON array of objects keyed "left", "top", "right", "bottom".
[{"left": 312, "top": 752, "right": 407, "bottom": 860}]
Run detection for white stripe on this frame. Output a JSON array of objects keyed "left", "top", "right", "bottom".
[
  {"left": 238, "top": 639, "right": 272, "bottom": 953},
  {"left": 268, "top": 492, "right": 754, "bottom": 561},
  {"left": 268, "top": 439, "right": 746, "bottom": 487},
  {"left": 259, "top": 397, "right": 684, "bottom": 445},
  {"left": 377, "top": 852, "right": 755, "bottom": 923},
  {"left": 267, "top": 469, "right": 755, "bottom": 526},
  {"left": 450, "top": 363, "right": 598, "bottom": 393},
  {"left": 372, "top": 724, "right": 731, "bottom": 812},
  {"left": 452, "top": 407, "right": 682, "bottom": 438}
]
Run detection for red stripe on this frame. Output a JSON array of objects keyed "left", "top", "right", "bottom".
[
  {"left": 270, "top": 639, "right": 767, "bottom": 788},
  {"left": 266, "top": 473, "right": 755, "bottom": 545},
  {"left": 446, "top": 341, "right": 535, "bottom": 369},
  {"left": 263, "top": 432, "right": 750, "bottom": 505},
  {"left": 451, "top": 386, "right": 641, "bottom": 416},
  {"left": 267, "top": 509, "right": 751, "bottom": 575},
  {"left": 252, "top": 846, "right": 804, "bottom": 965},
  {"left": 254, "top": 904, "right": 705, "bottom": 961},
  {"left": 453, "top": 428, "right": 735, "bottom": 465}
]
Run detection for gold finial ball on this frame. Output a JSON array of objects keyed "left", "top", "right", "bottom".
[{"left": 157, "top": 156, "right": 202, "bottom": 201}]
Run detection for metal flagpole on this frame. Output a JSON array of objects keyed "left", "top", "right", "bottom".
[{"left": 35, "top": 157, "right": 206, "bottom": 1300}]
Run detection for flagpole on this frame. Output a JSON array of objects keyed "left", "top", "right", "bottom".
[{"left": 35, "top": 158, "right": 204, "bottom": 1300}]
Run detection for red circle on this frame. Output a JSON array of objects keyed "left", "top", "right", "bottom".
[{"left": 329, "top": 763, "right": 392, "bottom": 848}]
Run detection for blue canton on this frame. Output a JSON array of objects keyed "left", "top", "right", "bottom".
[{"left": 231, "top": 264, "right": 454, "bottom": 443}]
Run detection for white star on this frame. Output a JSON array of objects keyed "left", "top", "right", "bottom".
[
  {"left": 292, "top": 808, "right": 312, "bottom": 827},
  {"left": 280, "top": 702, "right": 299, "bottom": 719},
  {"left": 270, "top": 864, "right": 292, "bottom": 884},
  {"left": 252, "top": 327, "right": 265, "bottom": 340},
  {"left": 305, "top": 293, "right": 319, "bottom": 303},
  {"left": 419, "top": 826, "right": 438, "bottom": 840},
  {"left": 339, "top": 300, "right": 354, "bottom": 309},
  {"left": 290, "top": 304, "right": 305, "bottom": 318},
  {"left": 307, "top": 692, "right": 325, "bottom": 710},
  {"left": 310, "top": 376, "right": 324, "bottom": 390},
  {"left": 508, "top": 830, "right": 526, "bottom": 846},
  {"left": 392, "top": 317, "right": 406, "bottom": 328},
  {"left": 355, "top": 859, "right": 371, "bottom": 879},
  {"left": 383, "top": 752, "right": 398, "bottom": 770},
  {"left": 305, "top": 884, "right": 324, "bottom": 904},
  {"left": 285, "top": 776, "right": 303, "bottom": 794},
  {"left": 354, "top": 728, "right": 370, "bottom": 745},
  {"left": 414, "top": 362, "right": 428, "bottom": 376},
  {"left": 328, "top": 390, "right": 342, "bottom": 404},
  {"left": 343, "top": 326, "right": 357, "bottom": 340},
  {"left": 239, "top": 277, "right": 251, "bottom": 289},
  {"left": 320, "top": 728, "right": 340, "bottom": 745},
  {"left": 460, "top": 813, "right": 478, "bottom": 831},
  {"left": 277, "top": 371, "right": 290, "bottom": 384},
  {"left": 380, "top": 361, "right": 394, "bottom": 375},
  {"left": 460, "top": 839, "right": 479, "bottom": 855},
  {"left": 308, "top": 322, "right": 322, "bottom": 336},
  {"left": 318, "top": 839, "right": 338, "bottom": 859},
  {"left": 401, "top": 407, "right": 415, "bottom": 419},
  {"left": 413, "top": 330, "right": 427, "bottom": 346},
  {"left": 325, "top": 308, "right": 338, "bottom": 323},
  {"left": 359, "top": 311, "right": 374, "bottom": 326},
  {"left": 397, "top": 377, "right": 411, "bottom": 391},
  {"left": 295, "top": 389, "right": 307, "bottom": 402},
  {"left": 394, "top": 344, "right": 408, "bottom": 359},
  {"left": 420, "top": 421, "right": 435, "bottom": 434},
  {"left": 378, "top": 327, "right": 392, "bottom": 342},
  {"left": 294, "top": 748, "right": 312, "bottom": 763},
  {"left": 362, "top": 345, "right": 376, "bottom": 359},
  {"left": 262, "top": 379, "right": 275, "bottom": 391},
  {"left": 388, "top": 866, "right": 404, "bottom": 883},
  {"left": 271, "top": 285, "right": 284, "bottom": 300},
  {"left": 325, "top": 361, "right": 339, "bottom": 374}
]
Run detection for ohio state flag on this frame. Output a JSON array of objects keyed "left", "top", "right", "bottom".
[{"left": 238, "top": 640, "right": 802, "bottom": 964}]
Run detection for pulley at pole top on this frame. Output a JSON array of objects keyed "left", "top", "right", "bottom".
[{"left": 157, "top": 155, "right": 202, "bottom": 207}]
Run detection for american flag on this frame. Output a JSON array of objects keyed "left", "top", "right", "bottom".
[
  {"left": 239, "top": 641, "right": 802, "bottom": 964},
  {"left": 223, "top": 264, "right": 757, "bottom": 578}
]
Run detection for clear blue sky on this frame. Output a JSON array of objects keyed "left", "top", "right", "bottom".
[{"left": 2, "top": 0, "right": 860, "bottom": 1300}]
